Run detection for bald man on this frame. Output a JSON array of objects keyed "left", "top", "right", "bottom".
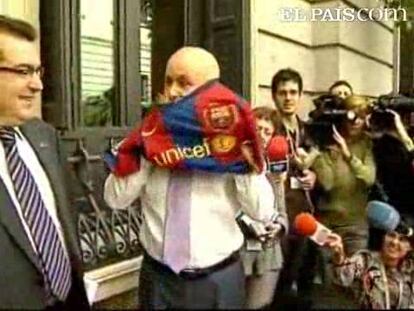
[
  {"left": 104, "top": 46, "right": 276, "bottom": 309},
  {"left": 163, "top": 47, "right": 220, "bottom": 101}
]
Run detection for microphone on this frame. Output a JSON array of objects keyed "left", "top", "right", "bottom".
[
  {"left": 294, "top": 212, "right": 332, "bottom": 246},
  {"left": 367, "top": 201, "right": 413, "bottom": 237},
  {"left": 266, "top": 135, "right": 289, "bottom": 173}
]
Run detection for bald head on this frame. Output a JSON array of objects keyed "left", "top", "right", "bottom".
[{"left": 164, "top": 47, "right": 220, "bottom": 101}]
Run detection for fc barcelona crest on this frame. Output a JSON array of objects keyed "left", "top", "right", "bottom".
[{"left": 203, "top": 103, "right": 239, "bottom": 133}]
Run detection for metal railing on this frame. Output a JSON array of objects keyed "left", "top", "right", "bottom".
[
  {"left": 78, "top": 206, "right": 143, "bottom": 270},
  {"left": 69, "top": 138, "right": 143, "bottom": 271}
]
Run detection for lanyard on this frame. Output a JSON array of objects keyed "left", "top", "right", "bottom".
[
  {"left": 286, "top": 128, "right": 299, "bottom": 152},
  {"left": 380, "top": 263, "right": 403, "bottom": 309},
  {"left": 282, "top": 119, "right": 301, "bottom": 156}
]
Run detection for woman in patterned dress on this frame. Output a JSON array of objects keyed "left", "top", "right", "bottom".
[{"left": 325, "top": 228, "right": 414, "bottom": 309}]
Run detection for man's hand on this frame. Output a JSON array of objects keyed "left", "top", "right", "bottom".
[
  {"left": 332, "top": 125, "right": 351, "bottom": 160},
  {"left": 298, "top": 169, "right": 316, "bottom": 191}
]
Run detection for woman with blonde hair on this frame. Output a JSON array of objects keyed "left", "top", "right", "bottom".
[{"left": 312, "top": 95, "right": 375, "bottom": 254}]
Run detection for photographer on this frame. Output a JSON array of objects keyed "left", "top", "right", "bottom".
[
  {"left": 310, "top": 95, "right": 376, "bottom": 308},
  {"left": 369, "top": 96, "right": 414, "bottom": 227}
]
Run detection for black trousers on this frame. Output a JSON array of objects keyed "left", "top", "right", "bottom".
[
  {"left": 274, "top": 234, "right": 318, "bottom": 308},
  {"left": 138, "top": 252, "right": 245, "bottom": 309}
]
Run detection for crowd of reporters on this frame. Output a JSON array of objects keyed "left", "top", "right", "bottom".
[{"left": 244, "top": 69, "right": 414, "bottom": 309}]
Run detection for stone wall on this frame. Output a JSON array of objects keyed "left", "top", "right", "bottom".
[{"left": 250, "top": 0, "right": 394, "bottom": 119}]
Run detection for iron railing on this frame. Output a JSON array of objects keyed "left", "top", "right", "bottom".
[
  {"left": 78, "top": 205, "right": 143, "bottom": 270},
  {"left": 69, "top": 138, "right": 143, "bottom": 271}
]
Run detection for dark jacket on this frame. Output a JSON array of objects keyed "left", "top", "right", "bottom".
[
  {"left": 0, "top": 119, "right": 89, "bottom": 309},
  {"left": 277, "top": 117, "right": 314, "bottom": 227},
  {"left": 372, "top": 133, "right": 414, "bottom": 221}
]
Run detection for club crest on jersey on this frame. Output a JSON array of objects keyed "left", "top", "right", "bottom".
[{"left": 203, "top": 103, "right": 238, "bottom": 132}]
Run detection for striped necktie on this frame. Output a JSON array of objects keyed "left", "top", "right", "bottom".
[{"left": 0, "top": 128, "right": 72, "bottom": 301}]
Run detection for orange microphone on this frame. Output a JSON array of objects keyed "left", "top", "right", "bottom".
[{"left": 294, "top": 212, "right": 332, "bottom": 246}]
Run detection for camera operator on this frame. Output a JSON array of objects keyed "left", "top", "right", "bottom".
[
  {"left": 310, "top": 95, "right": 376, "bottom": 308},
  {"left": 311, "top": 95, "right": 375, "bottom": 254},
  {"left": 369, "top": 95, "right": 414, "bottom": 228},
  {"left": 329, "top": 80, "right": 353, "bottom": 100}
]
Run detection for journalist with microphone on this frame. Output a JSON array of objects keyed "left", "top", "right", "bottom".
[{"left": 325, "top": 202, "right": 414, "bottom": 309}]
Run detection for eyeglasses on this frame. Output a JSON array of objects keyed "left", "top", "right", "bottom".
[{"left": 0, "top": 65, "right": 44, "bottom": 79}]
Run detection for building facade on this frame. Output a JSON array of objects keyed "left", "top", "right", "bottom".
[{"left": 250, "top": 0, "right": 395, "bottom": 118}]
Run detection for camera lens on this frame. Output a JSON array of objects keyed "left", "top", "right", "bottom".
[{"left": 346, "top": 110, "right": 356, "bottom": 122}]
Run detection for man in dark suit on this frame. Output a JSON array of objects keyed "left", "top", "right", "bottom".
[{"left": 0, "top": 15, "right": 89, "bottom": 309}]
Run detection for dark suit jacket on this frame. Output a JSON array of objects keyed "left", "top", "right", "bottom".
[
  {"left": 0, "top": 119, "right": 89, "bottom": 309},
  {"left": 277, "top": 117, "right": 314, "bottom": 226}
]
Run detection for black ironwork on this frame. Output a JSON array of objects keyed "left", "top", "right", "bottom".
[
  {"left": 78, "top": 206, "right": 142, "bottom": 270},
  {"left": 70, "top": 138, "right": 142, "bottom": 271}
]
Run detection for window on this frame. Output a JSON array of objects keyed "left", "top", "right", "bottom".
[
  {"left": 140, "top": 3, "right": 152, "bottom": 109},
  {"left": 80, "top": 0, "right": 115, "bottom": 127},
  {"left": 40, "top": 0, "right": 151, "bottom": 130}
]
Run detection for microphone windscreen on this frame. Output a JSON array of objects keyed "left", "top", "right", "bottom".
[
  {"left": 367, "top": 200, "right": 400, "bottom": 232},
  {"left": 267, "top": 135, "right": 289, "bottom": 161},
  {"left": 294, "top": 212, "right": 318, "bottom": 236}
]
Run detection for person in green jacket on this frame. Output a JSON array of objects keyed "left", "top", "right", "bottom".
[{"left": 311, "top": 95, "right": 376, "bottom": 308}]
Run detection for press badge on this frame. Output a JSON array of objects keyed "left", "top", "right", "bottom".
[{"left": 290, "top": 176, "right": 302, "bottom": 190}]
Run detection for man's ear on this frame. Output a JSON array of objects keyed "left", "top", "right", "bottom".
[{"left": 405, "top": 239, "right": 413, "bottom": 252}]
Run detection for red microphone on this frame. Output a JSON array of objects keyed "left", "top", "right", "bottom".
[
  {"left": 294, "top": 212, "right": 332, "bottom": 246},
  {"left": 266, "top": 136, "right": 289, "bottom": 173}
]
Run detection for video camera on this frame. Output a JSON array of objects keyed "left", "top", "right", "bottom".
[
  {"left": 369, "top": 95, "right": 414, "bottom": 132},
  {"left": 305, "top": 94, "right": 357, "bottom": 149}
]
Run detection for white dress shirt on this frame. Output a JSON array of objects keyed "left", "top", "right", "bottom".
[
  {"left": 0, "top": 128, "right": 68, "bottom": 255},
  {"left": 104, "top": 157, "right": 275, "bottom": 269}
]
